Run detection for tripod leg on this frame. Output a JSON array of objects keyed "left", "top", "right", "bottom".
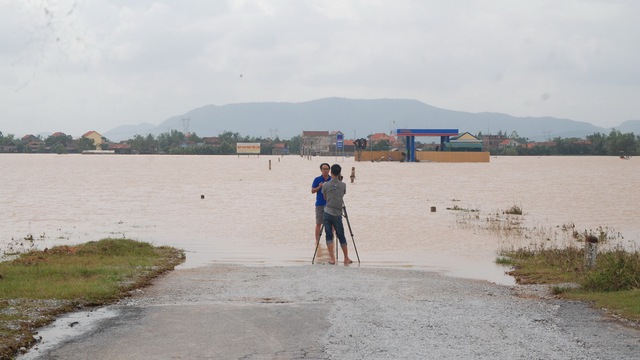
[
  {"left": 342, "top": 205, "right": 360, "bottom": 264},
  {"left": 312, "top": 223, "right": 324, "bottom": 264}
]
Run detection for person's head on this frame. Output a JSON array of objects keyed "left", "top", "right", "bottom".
[
  {"left": 320, "top": 163, "right": 330, "bottom": 174},
  {"left": 330, "top": 164, "right": 341, "bottom": 177}
]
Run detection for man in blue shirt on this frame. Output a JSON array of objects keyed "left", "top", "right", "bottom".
[{"left": 311, "top": 163, "right": 331, "bottom": 246}]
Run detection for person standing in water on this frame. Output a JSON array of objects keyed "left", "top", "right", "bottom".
[
  {"left": 322, "top": 164, "right": 352, "bottom": 265},
  {"left": 311, "top": 163, "right": 331, "bottom": 246}
]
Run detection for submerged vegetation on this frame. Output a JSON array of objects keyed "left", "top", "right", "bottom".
[
  {"left": 503, "top": 205, "right": 522, "bottom": 215},
  {"left": 0, "top": 239, "right": 185, "bottom": 359},
  {"left": 454, "top": 203, "right": 640, "bottom": 324}
]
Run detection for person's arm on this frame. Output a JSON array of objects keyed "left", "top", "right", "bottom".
[{"left": 311, "top": 180, "right": 323, "bottom": 194}]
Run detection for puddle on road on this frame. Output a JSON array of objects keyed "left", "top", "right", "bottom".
[{"left": 17, "top": 307, "right": 120, "bottom": 359}]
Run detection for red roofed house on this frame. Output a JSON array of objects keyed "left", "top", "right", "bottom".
[
  {"left": 21, "top": 134, "right": 43, "bottom": 152},
  {"left": 368, "top": 132, "right": 402, "bottom": 149},
  {"left": 108, "top": 142, "right": 132, "bottom": 154},
  {"left": 498, "top": 139, "right": 520, "bottom": 148}
]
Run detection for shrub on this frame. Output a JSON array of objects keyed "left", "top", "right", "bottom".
[{"left": 581, "top": 250, "right": 640, "bottom": 292}]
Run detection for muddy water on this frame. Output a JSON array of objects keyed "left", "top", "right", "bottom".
[{"left": 1, "top": 154, "right": 638, "bottom": 285}]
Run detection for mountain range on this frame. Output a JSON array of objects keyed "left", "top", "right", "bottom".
[{"left": 104, "top": 98, "right": 640, "bottom": 142}]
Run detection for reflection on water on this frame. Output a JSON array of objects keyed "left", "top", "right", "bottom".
[{"left": 1, "top": 154, "right": 638, "bottom": 285}]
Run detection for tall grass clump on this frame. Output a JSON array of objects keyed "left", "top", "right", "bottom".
[
  {"left": 581, "top": 249, "right": 640, "bottom": 292},
  {"left": 504, "top": 204, "right": 523, "bottom": 215}
]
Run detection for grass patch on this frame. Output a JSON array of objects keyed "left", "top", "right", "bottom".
[
  {"left": 561, "top": 289, "right": 640, "bottom": 323},
  {"left": 0, "top": 238, "right": 185, "bottom": 359},
  {"left": 500, "top": 242, "right": 640, "bottom": 323}
]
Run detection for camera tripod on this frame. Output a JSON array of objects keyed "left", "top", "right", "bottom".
[{"left": 312, "top": 203, "right": 360, "bottom": 265}]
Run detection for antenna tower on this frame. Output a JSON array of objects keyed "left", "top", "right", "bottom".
[{"left": 182, "top": 115, "right": 191, "bottom": 134}]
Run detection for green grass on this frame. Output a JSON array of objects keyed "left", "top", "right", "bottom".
[
  {"left": 499, "top": 244, "right": 640, "bottom": 322},
  {"left": 561, "top": 289, "right": 640, "bottom": 322},
  {"left": 0, "top": 238, "right": 184, "bottom": 359}
]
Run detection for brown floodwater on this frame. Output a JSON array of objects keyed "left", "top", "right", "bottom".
[{"left": 1, "top": 154, "right": 638, "bottom": 285}]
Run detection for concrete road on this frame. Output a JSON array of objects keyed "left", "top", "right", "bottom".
[{"left": 20, "top": 264, "right": 640, "bottom": 359}]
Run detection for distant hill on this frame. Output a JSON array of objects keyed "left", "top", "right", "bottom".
[
  {"left": 618, "top": 120, "right": 640, "bottom": 134},
  {"left": 103, "top": 123, "right": 157, "bottom": 142},
  {"left": 104, "top": 98, "right": 639, "bottom": 142}
]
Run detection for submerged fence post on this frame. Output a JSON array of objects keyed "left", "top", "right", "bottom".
[{"left": 585, "top": 234, "right": 598, "bottom": 268}]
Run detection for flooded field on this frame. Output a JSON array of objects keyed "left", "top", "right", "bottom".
[{"left": 1, "top": 154, "right": 638, "bottom": 285}]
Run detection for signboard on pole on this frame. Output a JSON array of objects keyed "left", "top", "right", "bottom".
[
  {"left": 236, "top": 143, "right": 261, "bottom": 154},
  {"left": 336, "top": 133, "right": 343, "bottom": 150}
]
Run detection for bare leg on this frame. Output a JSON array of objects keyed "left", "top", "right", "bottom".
[
  {"left": 327, "top": 243, "right": 336, "bottom": 264},
  {"left": 341, "top": 245, "right": 353, "bottom": 265},
  {"left": 315, "top": 224, "right": 322, "bottom": 245}
]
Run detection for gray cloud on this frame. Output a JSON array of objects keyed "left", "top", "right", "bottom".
[{"left": 1, "top": 0, "right": 639, "bottom": 137}]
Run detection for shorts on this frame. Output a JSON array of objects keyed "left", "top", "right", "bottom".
[{"left": 315, "top": 206, "right": 324, "bottom": 225}]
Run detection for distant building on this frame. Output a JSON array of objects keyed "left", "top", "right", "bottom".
[
  {"left": 301, "top": 131, "right": 331, "bottom": 156},
  {"left": 522, "top": 141, "right": 556, "bottom": 149},
  {"left": 445, "top": 132, "right": 484, "bottom": 152},
  {"left": 82, "top": 131, "right": 104, "bottom": 150},
  {"left": 272, "top": 143, "right": 288, "bottom": 155},
  {"left": 368, "top": 132, "right": 402, "bottom": 149},
  {"left": 301, "top": 130, "right": 354, "bottom": 156},
  {"left": 21, "top": 134, "right": 43, "bottom": 152},
  {"left": 328, "top": 130, "right": 346, "bottom": 155},
  {"left": 108, "top": 142, "right": 132, "bottom": 154},
  {"left": 202, "top": 137, "right": 221, "bottom": 146},
  {"left": 482, "top": 134, "right": 507, "bottom": 151},
  {"left": 1, "top": 145, "right": 18, "bottom": 153},
  {"left": 343, "top": 139, "right": 355, "bottom": 153},
  {"left": 21, "top": 134, "right": 40, "bottom": 144},
  {"left": 498, "top": 139, "right": 520, "bottom": 149}
]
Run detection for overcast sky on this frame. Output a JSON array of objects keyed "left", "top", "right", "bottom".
[{"left": 2, "top": 0, "right": 639, "bottom": 138}]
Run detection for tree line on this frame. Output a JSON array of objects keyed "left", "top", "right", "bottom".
[
  {"left": 0, "top": 130, "right": 302, "bottom": 155},
  {"left": 126, "top": 130, "right": 302, "bottom": 155},
  {"left": 486, "top": 129, "right": 638, "bottom": 156},
  {"left": 0, "top": 129, "right": 637, "bottom": 156}
]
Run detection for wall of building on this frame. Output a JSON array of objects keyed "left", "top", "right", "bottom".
[{"left": 355, "top": 150, "right": 490, "bottom": 163}]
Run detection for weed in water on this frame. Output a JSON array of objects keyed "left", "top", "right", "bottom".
[
  {"left": 504, "top": 204, "right": 523, "bottom": 215},
  {"left": 446, "top": 205, "right": 479, "bottom": 212},
  {"left": 495, "top": 256, "right": 514, "bottom": 265}
]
